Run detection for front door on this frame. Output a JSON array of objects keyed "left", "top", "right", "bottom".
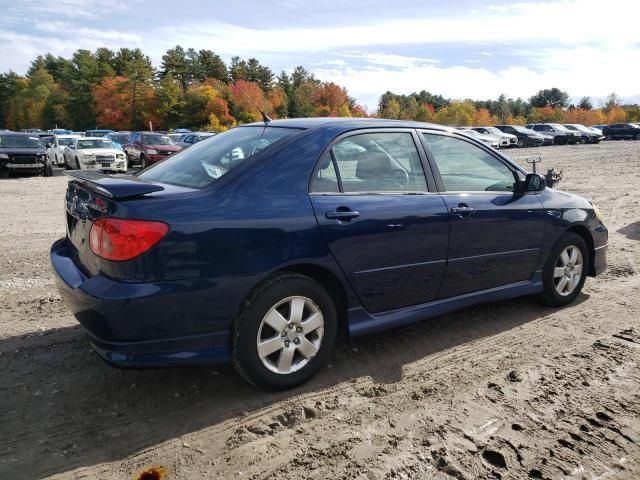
[
  {"left": 420, "top": 131, "right": 546, "bottom": 298},
  {"left": 310, "top": 130, "right": 450, "bottom": 313}
]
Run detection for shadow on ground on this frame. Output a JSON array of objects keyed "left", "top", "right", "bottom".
[{"left": 0, "top": 294, "right": 588, "bottom": 479}]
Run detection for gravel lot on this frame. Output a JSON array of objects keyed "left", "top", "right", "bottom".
[{"left": 0, "top": 141, "right": 639, "bottom": 479}]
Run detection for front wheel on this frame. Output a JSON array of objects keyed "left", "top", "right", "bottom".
[
  {"left": 232, "top": 273, "right": 337, "bottom": 390},
  {"left": 517, "top": 138, "right": 526, "bottom": 148},
  {"left": 539, "top": 232, "right": 589, "bottom": 307},
  {"left": 44, "top": 160, "right": 53, "bottom": 177},
  {"left": 140, "top": 154, "right": 147, "bottom": 169}
]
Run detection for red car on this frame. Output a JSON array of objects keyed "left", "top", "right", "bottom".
[{"left": 124, "top": 132, "right": 181, "bottom": 168}]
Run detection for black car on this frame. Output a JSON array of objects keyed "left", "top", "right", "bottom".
[
  {"left": 494, "top": 125, "right": 545, "bottom": 147},
  {"left": 526, "top": 123, "right": 581, "bottom": 145},
  {"left": 0, "top": 133, "right": 52, "bottom": 178},
  {"left": 602, "top": 123, "right": 640, "bottom": 140}
]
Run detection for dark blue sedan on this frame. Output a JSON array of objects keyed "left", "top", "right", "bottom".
[{"left": 51, "top": 118, "right": 608, "bottom": 389}]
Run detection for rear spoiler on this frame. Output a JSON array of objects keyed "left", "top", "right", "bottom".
[{"left": 64, "top": 170, "right": 164, "bottom": 199}]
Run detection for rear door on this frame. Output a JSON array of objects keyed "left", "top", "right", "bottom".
[
  {"left": 309, "top": 130, "right": 449, "bottom": 313},
  {"left": 420, "top": 131, "right": 545, "bottom": 298}
]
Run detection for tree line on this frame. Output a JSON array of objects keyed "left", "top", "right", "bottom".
[
  {"left": 0, "top": 46, "right": 365, "bottom": 131},
  {"left": 377, "top": 88, "right": 640, "bottom": 126},
  {"left": 0, "top": 47, "right": 638, "bottom": 131}
]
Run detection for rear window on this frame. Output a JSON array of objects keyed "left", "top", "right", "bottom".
[{"left": 138, "top": 126, "right": 299, "bottom": 188}]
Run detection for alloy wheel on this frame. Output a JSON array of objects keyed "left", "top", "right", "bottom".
[
  {"left": 553, "top": 245, "right": 584, "bottom": 296},
  {"left": 256, "top": 296, "right": 324, "bottom": 374}
]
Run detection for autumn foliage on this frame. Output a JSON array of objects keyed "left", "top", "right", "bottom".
[{"left": 2, "top": 47, "right": 640, "bottom": 131}]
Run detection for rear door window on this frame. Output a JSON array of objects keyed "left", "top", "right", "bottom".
[{"left": 312, "top": 132, "right": 428, "bottom": 194}]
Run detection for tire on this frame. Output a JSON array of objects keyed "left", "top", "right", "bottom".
[
  {"left": 539, "top": 232, "right": 589, "bottom": 307},
  {"left": 44, "top": 160, "right": 53, "bottom": 177},
  {"left": 140, "top": 154, "right": 147, "bottom": 169},
  {"left": 0, "top": 164, "right": 9, "bottom": 179},
  {"left": 232, "top": 273, "right": 337, "bottom": 390},
  {"left": 634, "top": 133, "right": 639, "bottom": 141},
  {"left": 75, "top": 157, "right": 81, "bottom": 170},
  {"left": 606, "top": 134, "right": 613, "bottom": 141},
  {"left": 517, "top": 138, "right": 526, "bottom": 148},
  {"left": 579, "top": 136, "right": 587, "bottom": 144}
]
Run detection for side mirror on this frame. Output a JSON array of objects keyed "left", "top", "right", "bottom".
[{"left": 523, "top": 173, "right": 546, "bottom": 192}]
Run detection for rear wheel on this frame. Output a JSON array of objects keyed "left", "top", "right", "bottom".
[
  {"left": 232, "top": 273, "right": 337, "bottom": 390},
  {"left": 140, "top": 154, "right": 148, "bottom": 169},
  {"left": 539, "top": 232, "right": 588, "bottom": 307},
  {"left": 75, "top": 157, "right": 81, "bottom": 170}
]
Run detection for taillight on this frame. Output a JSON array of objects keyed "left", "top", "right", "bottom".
[{"left": 89, "top": 218, "right": 169, "bottom": 261}]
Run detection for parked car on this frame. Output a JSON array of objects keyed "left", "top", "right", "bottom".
[
  {"left": 85, "top": 129, "right": 114, "bottom": 138},
  {"left": 602, "top": 123, "right": 640, "bottom": 140},
  {"left": 63, "top": 137, "right": 127, "bottom": 172},
  {"left": 167, "top": 133, "right": 184, "bottom": 143},
  {"left": 124, "top": 132, "right": 181, "bottom": 168},
  {"left": 525, "top": 123, "right": 580, "bottom": 145},
  {"left": 52, "top": 128, "right": 72, "bottom": 135},
  {"left": 494, "top": 125, "right": 545, "bottom": 147},
  {"left": 106, "top": 132, "right": 132, "bottom": 150},
  {"left": 458, "top": 128, "right": 500, "bottom": 148},
  {"left": 471, "top": 126, "right": 518, "bottom": 148},
  {"left": 563, "top": 124, "right": 602, "bottom": 144},
  {"left": 0, "top": 132, "right": 52, "bottom": 177},
  {"left": 175, "top": 132, "right": 217, "bottom": 149},
  {"left": 37, "top": 133, "right": 58, "bottom": 165},
  {"left": 173, "top": 128, "right": 192, "bottom": 134},
  {"left": 592, "top": 125, "right": 607, "bottom": 133},
  {"left": 50, "top": 118, "right": 608, "bottom": 389},
  {"left": 54, "top": 135, "right": 82, "bottom": 166}
]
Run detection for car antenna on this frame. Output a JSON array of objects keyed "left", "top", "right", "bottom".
[{"left": 236, "top": 85, "right": 272, "bottom": 124}]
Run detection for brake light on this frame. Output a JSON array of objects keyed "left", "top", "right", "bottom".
[{"left": 89, "top": 218, "right": 169, "bottom": 261}]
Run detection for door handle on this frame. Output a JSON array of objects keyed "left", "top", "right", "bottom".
[
  {"left": 326, "top": 209, "right": 360, "bottom": 221},
  {"left": 451, "top": 205, "right": 475, "bottom": 217}
]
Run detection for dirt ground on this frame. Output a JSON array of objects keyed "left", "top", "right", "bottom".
[{"left": 0, "top": 141, "right": 639, "bottom": 480}]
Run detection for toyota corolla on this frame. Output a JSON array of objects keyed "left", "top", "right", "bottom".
[{"left": 51, "top": 118, "right": 608, "bottom": 389}]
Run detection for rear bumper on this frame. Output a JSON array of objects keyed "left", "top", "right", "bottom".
[{"left": 50, "top": 238, "right": 230, "bottom": 367}]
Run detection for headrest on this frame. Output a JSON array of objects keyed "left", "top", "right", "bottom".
[
  {"left": 319, "top": 154, "right": 332, "bottom": 170},
  {"left": 355, "top": 151, "right": 396, "bottom": 180}
]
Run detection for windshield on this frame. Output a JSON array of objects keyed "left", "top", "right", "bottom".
[
  {"left": 461, "top": 129, "right": 480, "bottom": 137},
  {"left": 110, "top": 134, "right": 130, "bottom": 144},
  {"left": 77, "top": 139, "right": 112, "bottom": 149},
  {"left": 512, "top": 126, "right": 533, "bottom": 134},
  {"left": 0, "top": 135, "right": 43, "bottom": 148},
  {"left": 142, "top": 134, "right": 173, "bottom": 145},
  {"left": 138, "top": 126, "right": 299, "bottom": 188},
  {"left": 57, "top": 137, "right": 76, "bottom": 146},
  {"left": 486, "top": 127, "right": 504, "bottom": 135}
]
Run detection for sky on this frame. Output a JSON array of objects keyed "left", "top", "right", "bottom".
[{"left": 1, "top": 0, "right": 639, "bottom": 111}]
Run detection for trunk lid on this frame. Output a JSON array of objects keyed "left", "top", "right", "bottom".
[{"left": 64, "top": 171, "right": 166, "bottom": 276}]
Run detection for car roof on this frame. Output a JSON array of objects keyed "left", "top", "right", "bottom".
[
  {"left": 0, "top": 132, "right": 40, "bottom": 136},
  {"left": 80, "top": 136, "right": 112, "bottom": 140},
  {"left": 241, "top": 117, "right": 453, "bottom": 132}
]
